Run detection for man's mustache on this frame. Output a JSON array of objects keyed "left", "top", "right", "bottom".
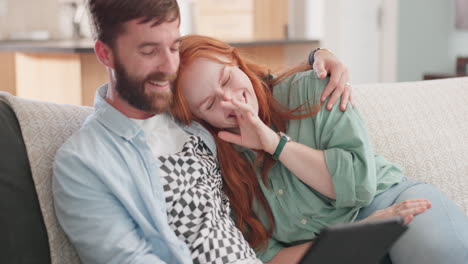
[{"left": 145, "top": 72, "right": 177, "bottom": 82}]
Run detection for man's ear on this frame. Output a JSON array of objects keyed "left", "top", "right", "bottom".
[{"left": 94, "top": 40, "right": 115, "bottom": 68}]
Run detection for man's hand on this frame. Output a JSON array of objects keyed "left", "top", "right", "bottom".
[{"left": 312, "top": 49, "right": 352, "bottom": 111}]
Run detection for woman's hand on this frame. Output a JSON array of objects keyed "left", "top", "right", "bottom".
[
  {"left": 217, "top": 98, "right": 279, "bottom": 153},
  {"left": 219, "top": 99, "right": 336, "bottom": 199},
  {"left": 359, "top": 199, "right": 432, "bottom": 225}
]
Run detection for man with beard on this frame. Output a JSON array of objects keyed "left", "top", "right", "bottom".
[{"left": 52, "top": 0, "right": 353, "bottom": 263}]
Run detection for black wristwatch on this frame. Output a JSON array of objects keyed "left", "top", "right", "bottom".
[{"left": 308, "top": 48, "right": 333, "bottom": 66}]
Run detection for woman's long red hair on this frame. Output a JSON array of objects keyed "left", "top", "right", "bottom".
[{"left": 171, "top": 35, "right": 321, "bottom": 250}]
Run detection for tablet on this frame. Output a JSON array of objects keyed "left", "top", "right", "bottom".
[{"left": 299, "top": 217, "right": 407, "bottom": 264}]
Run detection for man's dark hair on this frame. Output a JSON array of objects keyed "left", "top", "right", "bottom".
[{"left": 87, "top": 0, "right": 180, "bottom": 47}]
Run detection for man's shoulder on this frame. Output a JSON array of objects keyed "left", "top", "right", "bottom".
[
  {"left": 55, "top": 114, "right": 111, "bottom": 162},
  {"left": 53, "top": 112, "right": 136, "bottom": 187}
]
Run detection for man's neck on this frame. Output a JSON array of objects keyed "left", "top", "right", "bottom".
[{"left": 105, "top": 85, "right": 155, "bottom": 120}]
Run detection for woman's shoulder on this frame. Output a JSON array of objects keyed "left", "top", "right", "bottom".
[
  {"left": 273, "top": 69, "right": 321, "bottom": 88},
  {"left": 272, "top": 69, "right": 329, "bottom": 108}
]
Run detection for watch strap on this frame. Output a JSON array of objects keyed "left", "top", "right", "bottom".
[{"left": 272, "top": 133, "right": 290, "bottom": 160}]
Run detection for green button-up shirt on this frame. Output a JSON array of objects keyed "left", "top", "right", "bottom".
[{"left": 240, "top": 70, "right": 404, "bottom": 262}]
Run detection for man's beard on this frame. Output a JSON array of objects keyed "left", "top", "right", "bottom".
[{"left": 113, "top": 57, "right": 176, "bottom": 114}]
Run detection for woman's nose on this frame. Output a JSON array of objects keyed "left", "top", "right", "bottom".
[
  {"left": 219, "top": 88, "right": 243, "bottom": 102},
  {"left": 217, "top": 88, "right": 232, "bottom": 101}
]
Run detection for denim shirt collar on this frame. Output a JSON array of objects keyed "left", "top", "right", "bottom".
[
  {"left": 92, "top": 84, "right": 217, "bottom": 156},
  {"left": 92, "top": 84, "right": 142, "bottom": 141}
]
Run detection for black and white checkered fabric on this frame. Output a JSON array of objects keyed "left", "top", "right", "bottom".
[{"left": 158, "top": 135, "right": 257, "bottom": 264}]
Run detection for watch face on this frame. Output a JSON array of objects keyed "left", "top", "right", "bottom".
[{"left": 279, "top": 131, "right": 292, "bottom": 142}]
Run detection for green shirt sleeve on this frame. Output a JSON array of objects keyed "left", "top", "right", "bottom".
[
  {"left": 317, "top": 96, "right": 377, "bottom": 208},
  {"left": 255, "top": 236, "right": 284, "bottom": 262},
  {"left": 273, "top": 70, "right": 377, "bottom": 208}
]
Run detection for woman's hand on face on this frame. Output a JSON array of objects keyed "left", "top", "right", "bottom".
[
  {"left": 312, "top": 49, "right": 353, "bottom": 112},
  {"left": 217, "top": 98, "right": 279, "bottom": 153},
  {"left": 359, "top": 199, "right": 432, "bottom": 225}
]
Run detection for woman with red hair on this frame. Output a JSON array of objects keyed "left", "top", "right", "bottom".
[{"left": 171, "top": 35, "right": 468, "bottom": 264}]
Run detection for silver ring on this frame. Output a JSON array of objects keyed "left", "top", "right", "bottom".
[{"left": 345, "top": 82, "right": 351, "bottom": 86}]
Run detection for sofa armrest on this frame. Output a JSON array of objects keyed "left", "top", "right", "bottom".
[{"left": 0, "top": 100, "right": 51, "bottom": 263}]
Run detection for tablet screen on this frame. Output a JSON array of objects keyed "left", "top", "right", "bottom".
[{"left": 299, "top": 217, "right": 407, "bottom": 264}]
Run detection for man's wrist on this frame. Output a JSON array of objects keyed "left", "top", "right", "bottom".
[{"left": 308, "top": 48, "right": 333, "bottom": 66}]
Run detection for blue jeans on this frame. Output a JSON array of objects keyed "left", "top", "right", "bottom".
[{"left": 356, "top": 178, "right": 468, "bottom": 264}]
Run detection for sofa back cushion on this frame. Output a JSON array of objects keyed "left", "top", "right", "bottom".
[
  {"left": 354, "top": 77, "right": 468, "bottom": 214},
  {"left": 0, "top": 100, "right": 51, "bottom": 264}
]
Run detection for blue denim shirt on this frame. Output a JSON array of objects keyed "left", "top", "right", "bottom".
[{"left": 52, "top": 84, "right": 216, "bottom": 264}]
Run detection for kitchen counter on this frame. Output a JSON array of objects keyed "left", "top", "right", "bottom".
[
  {"left": 0, "top": 39, "right": 96, "bottom": 53},
  {"left": 0, "top": 38, "right": 319, "bottom": 106},
  {"left": 0, "top": 38, "right": 319, "bottom": 53}
]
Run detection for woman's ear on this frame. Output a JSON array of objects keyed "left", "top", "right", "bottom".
[{"left": 94, "top": 40, "right": 115, "bottom": 68}]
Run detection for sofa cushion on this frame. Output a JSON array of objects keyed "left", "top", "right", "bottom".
[
  {"left": 353, "top": 77, "right": 468, "bottom": 214},
  {"left": 0, "top": 92, "right": 93, "bottom": 264},
  {"left": 0, "top": 100, "right": 51, "bottom": 263}
]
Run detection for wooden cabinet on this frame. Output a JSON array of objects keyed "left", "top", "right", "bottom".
[
  {"left": 253, "top": 0, "right": 288, "bottom": 40},
  {"left": 194, "top": 0, "right": 254, "bottom": 41},
  {"left": 0, "top": 50, "right": 106, "bottom": 106},
  {"left": 193, "top": 0, "right": 289, "bottom": 41}
]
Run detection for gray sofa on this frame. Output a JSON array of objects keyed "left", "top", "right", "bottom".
[{"left": 1, "top": 77, "right": 467, "bottom": 263}]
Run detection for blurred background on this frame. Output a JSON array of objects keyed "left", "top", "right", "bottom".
[{"left": 0, "top": 0, "right": 467, "bottom": 105}]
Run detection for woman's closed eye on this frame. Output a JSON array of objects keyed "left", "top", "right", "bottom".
[
  {"left": 222, "top": 73, "right": 231, "bottom": 87},
  {"left": 206, "top": 97, "right": 216, "bottom": 110}
]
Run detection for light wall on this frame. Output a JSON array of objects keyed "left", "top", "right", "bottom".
[
  {"left": 0, "top": 0, "right": 60, "bottom": 39},
  {"left": 322, "top": 0, "right": 383, "bottom": 84},
  {"left": 450, "top": 30, "right": 468, "bottom": 69},
  {"left": 397, "top": 0, "right": 468, "bottom": 81},
  {"left": 0, "top": 0, "right": 91, "bottom": 40}
]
